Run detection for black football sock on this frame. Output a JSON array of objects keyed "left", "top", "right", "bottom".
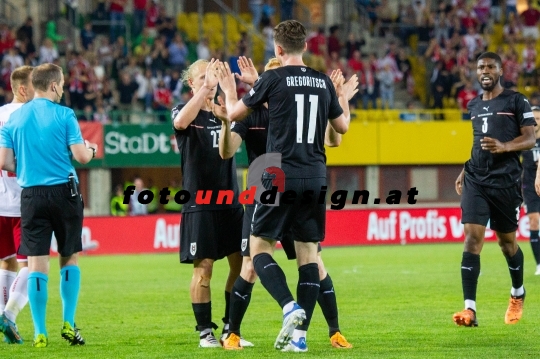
[
  {"left": 317, "top": 274, "right": 340, "bottom": 337},
  {"left": 193, "top": 302, "right": 216, "bottom": 334},
  {"left": 296, "top": 263, "right": 320, "bottom": 331},
  {"left": 505, "top": 246, "right": 524, "bottom": 295},
  {"left": 228, "top": 276, "right": 254, "bottom": 336},
  {"left": 530, "top": 230, "right": 540, "bottom": 265},
  {"left": 253, "top": 253, "right": 294, "bottom": 308},
  {"left": 461, "top": 252, "right": 480, "bottom": 305},
  {"left": 222, "top": 290, "right": 231, "bottom": 333}
]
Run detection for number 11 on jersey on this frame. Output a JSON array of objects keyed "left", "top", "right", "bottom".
[{"left": 295, "top": 94, "right": 319, "bottom": 144}]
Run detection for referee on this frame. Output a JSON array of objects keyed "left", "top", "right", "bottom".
[{"left": 0, "top": 63, "right": 97, "bottom": 348}]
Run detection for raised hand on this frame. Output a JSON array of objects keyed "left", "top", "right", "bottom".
[
  {"left": 216, "top": 61, "right": 237, "bottom": 95},
  {"left": 343, "top": 74, "right": 359, "bottom": 101},
  {"left": 235, "top": 56, "right": 259, "bottom": 86},
  {"left": 208, "top": 95, "right": 228, "bottom": 122},
  {"left": 330, "top": 69, "right": 344, "bottom": 98},
  {"left": 203, "top": 58, "right": 220, "bottom": 90}
]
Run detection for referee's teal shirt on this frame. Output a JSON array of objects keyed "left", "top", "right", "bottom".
[{"left": 0, "top": 98, "right": 84, "bottom": 188}]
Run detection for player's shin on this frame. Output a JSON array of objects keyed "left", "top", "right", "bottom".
[
  {"left": 461, "top": 252, "right": 480, "bottom": 312},
  {"left": 505, "top": 247, "right": 525, "bottom": 297},
  {"left": 4, "top": 267, "right": 29, "bottom": 322},
  {"left": 60, "top": 266, "right": 81, "bottom": 326},
  {"left": 252, "top": 253, "right": 294, "bottom": 308},
  {"left": 228, "top": 276, "right": 254, "bottom": 336},
  {"left": 28, "top": 272, "right": 49, "bottom": 337},
  {"left": 318, "top": 274, "right": 339, "bottom": 336},
  {"left": 0, "top": 269, "right": 16, "bottom": 312},
  {"left": 294, "top": 263, "right": 319, "bottom": 340}
]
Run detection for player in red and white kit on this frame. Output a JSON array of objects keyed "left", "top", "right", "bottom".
[{"left": 0, "top": 65, "right": 34, "bottom": 344}]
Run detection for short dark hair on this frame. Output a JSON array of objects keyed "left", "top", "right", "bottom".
[
  {"left": 273, "top": 20, "right": 307, "bottom": 55},
  {"left": 31, "top": 63, "right": 62, "bottom": 92},
  {"left": 477, "top": 52, "right": 502, "bottom": 67}
]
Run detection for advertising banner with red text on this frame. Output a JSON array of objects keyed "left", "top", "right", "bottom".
[{"left": 58, "top": 208, "right": 531, "bottom": 256}]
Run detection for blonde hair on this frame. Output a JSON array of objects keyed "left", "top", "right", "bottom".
[
  {"left": 10, "top": 65, "right": 34, "bottom": 94},
  {"left": 264, "top": 57, "right": 281, "bottom": 71},
  {"left": 181, "top": 59, "right": 209, "bottom": 86}
]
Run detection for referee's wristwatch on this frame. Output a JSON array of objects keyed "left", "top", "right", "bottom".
[{"left": 88, "top": 147, "right": 96, "bottom": 158}]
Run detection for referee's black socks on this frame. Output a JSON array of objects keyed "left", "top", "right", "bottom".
[{"left": 253, "top": 253, "right": 294, "bottom": 308}]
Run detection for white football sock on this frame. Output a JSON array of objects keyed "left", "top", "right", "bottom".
[
  {"left": 0, "top": 269, "right": 17, "bottom": 312},
  {"left": 511, "top": 285, "right": 524, "bottom": 297},
  {"left": 464, "top": 299, "right": 476, "bottom": 313},
  {"left": 282, "top": 301, "right": 295, "bottom": 315},
  {"left": 292, "top": 329, "right": 306, "bottom": 342},
  {"left": 4, "top": 267, "right": 29, "bottom": 322}
]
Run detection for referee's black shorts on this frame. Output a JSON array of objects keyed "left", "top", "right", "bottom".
[
  {"left": 180, "top": 207, "right": 243, "bottom": 264},
  {"left": 461, "top": 175, "right": 522, "bottom": 233},
  {"left": 251, "top": 177, "right": 326, "bottom": 243},
  {"left": 19, "top": 184, "right": 84, "bottom": 257}
]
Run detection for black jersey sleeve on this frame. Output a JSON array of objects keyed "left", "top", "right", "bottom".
[
  {"left": 515, "top": 94, "right": 536, "bottom": 127},
  {"left": 241, "top": 71, "right": 277, "bottom": 109},
  {"left": 327, "top": 76, "right": 344, "bottom": 120},
  {"left": 231, "top": 119, "right": 249, "bottom": 140},
  {"left": 171, "top": 104, "right": 189, "bottom": 134}
]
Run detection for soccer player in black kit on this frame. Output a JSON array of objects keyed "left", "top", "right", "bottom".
[
  {"left": 453, "top": 52, "right": 536, "bottom": 327},
  {"left": 216, "top": 20, "right": 351, "bottom": 352},
  {"left": 212, "top": 57, "right": 357, "bottom": 350},
  {"left": 171, "top": 59, "right": 249, "bottom": 348},
  {"left": 521, "top": 106, "right": 540, "bottom": 275}
]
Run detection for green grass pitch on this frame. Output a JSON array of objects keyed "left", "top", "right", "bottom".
[{"left": 3, "top": 242, "right": 540, "bottom": 358}]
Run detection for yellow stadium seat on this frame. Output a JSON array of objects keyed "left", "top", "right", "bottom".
[{"left": 177, "top": 13, "right": 188, "bottom": 32}]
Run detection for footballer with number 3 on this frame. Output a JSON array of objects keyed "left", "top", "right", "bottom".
[
  {"left": 217, "top": 20, "right": 350, "bottom": 352},
  {"left": 454, "top": 52, "right": 536, "bottom": 327}
]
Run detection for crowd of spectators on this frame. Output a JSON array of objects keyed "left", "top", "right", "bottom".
[
  {"left": 3, "top": 0, "right": 540, "bottom": 120},
  {"left": 357, "top": 0, "right": 540, "bottom": 114}
]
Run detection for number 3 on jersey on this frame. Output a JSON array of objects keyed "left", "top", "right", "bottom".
[
  {"left": 481, "top": 117, "right": 488, "bottom": 133},
  {"left": 295, "top": 94, "right": 318, "bottom": 144}
]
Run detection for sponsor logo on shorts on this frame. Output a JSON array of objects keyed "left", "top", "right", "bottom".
[
  {"left": 241, "top": 238, "right": 248, "bottom": 252},
  {"left": 190, "top": 242, "right": 197, "bottom": 255}
]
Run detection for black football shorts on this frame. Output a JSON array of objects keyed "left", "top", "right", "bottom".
[
  {"left": 180, "top": 207, "right": 243, "bottom": 263},
  {"left": 461, "top": 175, "right": 522, "bottom": 233}
]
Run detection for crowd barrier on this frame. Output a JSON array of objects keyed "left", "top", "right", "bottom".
[{"left": 52, "top": 207, "right": 532, "bottom": 256}]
